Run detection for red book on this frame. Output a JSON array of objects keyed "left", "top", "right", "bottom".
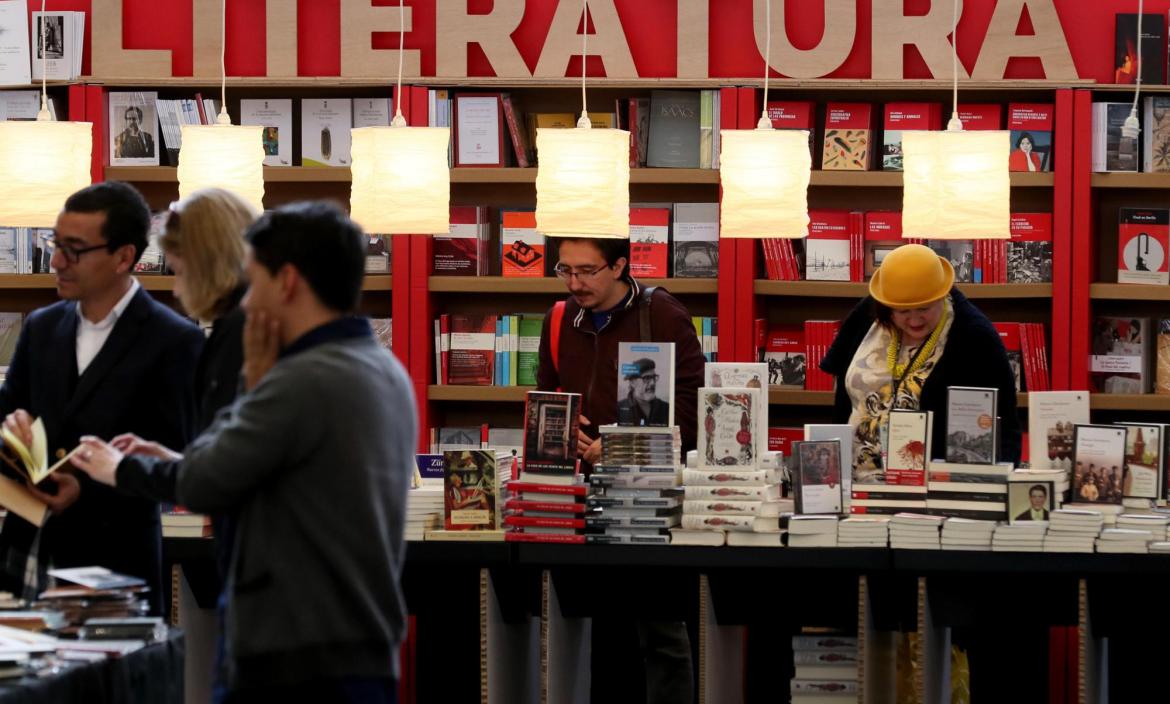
[
  {"left": 863, "top": 211, "right": 903, "bottom": 281},
  {"left": 822, "top": 103, "right": 873, "bottom": 171},
  {"left": 1007, "top": 103, "right": 1054, "bottom": 172},
  {"left": 500, "top": 94, "right": 530, "bottom": 168},
  {"left": 767, "top": 100, "right": 816, "bottom": 157},
  {"left": 805, "top": 210, "right": 852, "bottom": 282},
  {"left": 628, "top": 97, "right": 650, "bottom": 168},
  {"left": 504, "top": 515, "right": 585, "bottom": 530},
  {"left": 447, "top": 315, "right": 496, "bottom": 386},
  {"left": 501, "top": 210, "right": 545, "bottom": 278},
  {"left": 882, "top": 102, "right": 942, "bottom": 171},
  {"left": 1030, "top": 323, "right": 1051, "bottom": 391},
  {"left": 505, "top": 499, "right": 585, "bottom": 514},
  {"left": 1008, "top": 213, "right": 1054, "bottom": 284},
  {"left": 780, "top": 239, "right": 798, "bottom": 280},
  {"left": 505, "top": 531, "right": 586, "bottom": 544},
  {"left": 768, "top": 427, "right": 804, "bottom": 455},
  {"left": 453, "top": 93, "right": 505, "bottom": 168},
  {"left": 994, "top": 322, "right": 1024, "bottom": 392},
  {"left": 507, "top": 481, "right": 588, "bottom": 497},
  {"left": 956, "top": 104, "right": 1003, "bottom": 131},
  {"left": 849, "top": 211, "right": 865, "bottom": 282},
  {"left": 438, "top": 315, "right": 450, "bottom": 384},
  {"left": 433, "top": 205, "right": 488, "bottom": 275},
  {"left": 629, "top": 207, "right": 671, "bottom": 278},
  {"left": 753, "top": 318, "right": 768, "bottom": 362},
  {"left": 765, "top": 326, "right": 806, "bottom": 387}
]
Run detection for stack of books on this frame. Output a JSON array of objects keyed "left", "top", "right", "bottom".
[
  {"left": 34, "top": 568, "right": 151, "bottom": 625},
  {"left": 588, "top": 426, "right": 682, "bottom": 545},
  {"left": 1042, "top": 509, "right": 1104, "bottom": 552},
  {"left": 925, "top": 461, "right": 1012, "bottom": 521},
  {"left": 940, "top": 518, "right": 996, "bottom": 551},
  {"left": 993, "top": 523, "right": 1047, "bottom": 552},
  {"left": 1116, "top": 513, "right": 1170, "bottom": 540},
  {"left": 405, "top": 484, "right": 442, "bottom": 541},
  {"left": 786, "top": 515, "right": 839, "bottom": 548},
  {"left": 889, "top": 513, "right": 944, "bottom": 549},
  {"left": 836, "top": 516, "right": 889, "bottom": 547},
  {"left": 1096, "top": 528, "right": 1152, "bottom": 554},
  {"left": 672, "top": 456, "right": 786, "bottom": 546},
  {"left": 160, "top": 507, "right": 210, "bottom": 539},
  {"left": 1149, "top": 541, "right": 1170, "bottom": 553},
  {"left": 504, "top": 480, "right": 588, "bottom": 543},
  {"left": 791, "top": 632, "right": 859, "bottom": 704},
  {"left": 505, "top": 391, "right": 587, "bottom": 543}
]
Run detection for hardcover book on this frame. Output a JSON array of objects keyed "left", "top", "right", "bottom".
[
  {"left": 886, "top": 410, "right": 932, "bottom": 486},
  {"left": 698, "top": 387, "right": 761, "bottom": 469},
  {"left": 454, "top": 93, "right": 504, "bottom": 167},
  {"left": 1091, "top": 317, "right": 1153, "bottom": 393},
  {"left": 0, "top": 1, "right": 29, "bottom": 86},
  {"left": 956, "top": 104, "right": 1002, "bottom": 131},
  {"left": 1092, "top": 102, "right": 1139, "bottom": 172},
  {"left": 1007, "top": 103, "right": 1054, "bottom": 172},
  {"left": 646, "top": 90, "right": 701, "bottom": 168},
  {"left": 30, "top": 10, "right": 82, "bottom": 81},
  {"left": 301, "top": 98, "right": 352, "bottom": 167},
  {"left": 806, "top": 213, "right": 851, "bottom": 282},
  {"left": 927, "top": 240, "right": 975, "bottom": 284},
  {"left": 443, "top": 450, "right": 500, "bottom": 530},
  {"left": 864, "top": 211, "right": 904, "bottom": 281},
  {"left": 239, "top": 99, "right": 293, "bottom": 167},
  {"left": 1028, "top": 391, "right": 1090, "bottom": 471},
  {"left": 804, "top": 424, "right": 854, "bottom": 500},
  {"left": 1119, "top": 424, "right": 1160, "bottom": 499},
  {"left": 521, "top": 391, "right": 582, "bottom": 482},
  {"left": 447, "top": 315, "right": 496, "bottom": 386},
  {"left": 500, "top": 210, "right": 544, "bottom": 277},
  {"left": 794, "top": 440, "right": 844, "bottom": 514},
  {"left": 432, "top": 205, "right": 489, "bottom": 275},
  {"left": 1072, "top": 425, "right": 1127, "bottom": 506},
  {"left": 108, "top": 92, "right": 159, "bottom": 167},
  {"left": 1117, "top": 208, "right": 1169, "bottom": 285},
  {"left": 1143, "top": 96, "right": 1170, "bottom": 172},
  {"left": 822, "top": 103, "right": 873, "bottom": 171},
  {"left": 352, "top": 97, "right": 392, "bottom": 127},
  {"left": 704, "top": 363, "right": 768, "bottom": 460},
  {"left": 764, "top": 326, "right": 806, "bottom": 387},
  {"left": 1007, "top": 213, "right": 1054, "bottom": 283},
  {"left": 672, "top": 203, "right": 719, "bottom": 277},
  {"left": 882, "top": 102, "right": 941, "bottom": 171},
  {"left": 766, "top": 100, "right": 816, "bottom": 157},
  {"left": 629, "top": 207, "right": 670, "bottom": 278},
  {"left": 945, "top": 387, "right": 998, "bottom": 465},
  {"left": 617, "top": 342, "right": 675, "bottom": 428},
  {"left": 1114, "top": 13, "right": 1166, "bottom": 85}
]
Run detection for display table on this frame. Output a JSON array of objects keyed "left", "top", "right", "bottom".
[{"left": 0, "top": 630, "right": 184, "bottom": 704}]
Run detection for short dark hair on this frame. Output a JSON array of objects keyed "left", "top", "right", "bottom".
[
  {"left": 1029, "top": 484, "right": 1048, "bottom": 496},
  {"left": 246, "top": 201, "right": 365, "bottom": 312},
  {"left": 63, "top": 181, "right": 151, "bottom": 264},
  {"left": 124, "top": 106, "right": 143, "bottom": 121},
  {"left": 555, "top": 237, "right": 631, "bottom": 280},
  {"left": 1015, "top": 131, "right": 1034, "bottom": 149}
]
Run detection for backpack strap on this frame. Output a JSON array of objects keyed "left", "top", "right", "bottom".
[
  {"left": 550, "top": 300, "right": 567, "bottom": 374},
  {"left": 638, "top": 286, "right": 656, "bottom": 342}
]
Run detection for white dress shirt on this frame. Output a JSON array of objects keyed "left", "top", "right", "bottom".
[{"left": 76, "top": 278, "right": 140, "bottom": 375}]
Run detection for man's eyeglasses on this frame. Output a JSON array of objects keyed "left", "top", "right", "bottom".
[
  {"left": 631, "top": 373, "right": 659, "bottom": 383},
  {"left": 553, "top": 264, "right": 612, "bottom": 282},
  {"left": 47, "top": 235, "right": 110, "bottom": 264}
]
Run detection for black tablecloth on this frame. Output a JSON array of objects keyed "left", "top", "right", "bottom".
[{"left": 0, "top": 630, "right": 184, "bottom": 704}]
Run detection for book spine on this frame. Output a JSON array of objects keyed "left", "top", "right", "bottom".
[
  {"left": 504, "top": 531, "right": 585, "bottom": 544},
  {"left": 500, "top": 95, "right": 530, "bottom": 168}
]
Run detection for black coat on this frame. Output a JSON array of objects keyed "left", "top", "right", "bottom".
[
  {"left": 0, "top": 287, "right": 203, "bottom": 611},
  {"left": 820, "top": 289, "right": 1022, "bottom": 465}
]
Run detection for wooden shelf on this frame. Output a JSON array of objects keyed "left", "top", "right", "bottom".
[
  {"left": 1090, "top": 173, "right": 1170, "bottom": 189},
  {"left": 105, "top": 166, "right": 354, "bottom": 183},
  {"left": 769, "top": 388, "right": 835, "bottom": 406},
  {"left": 450, "top": 168, "right": 720, "bottom": 184},
  {"left": 809, "top": 172, "right": 1053, "bottom": 187},
  {"left": 428, "top": 385, "right": 533, "bottom": 402},
  {"left": 428, "top": 276, "right": 717, "bottom": 294},
  {"left": 1090, "top": 394, "right": 1170, "bottom": 411},
  {"left": 0, "top": 274, "right": 390, "bottom": 292},
  {"left": 1089, "top": 283, "right": 1170, "bottom": 301},
  {"left": 754, "top": 281, "right": 1052, "bottom": 299}
]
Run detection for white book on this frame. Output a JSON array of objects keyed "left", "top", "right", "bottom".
[
  {"left": 668, "top": 528, "right": 726, "bottom": 546},
  {"left": 680, "top": 514, "right": 778, "bottom": 532},
  {"left": 352, "top": 97, "right": 392, "bottom": 128},
  {"left": 704, "top": 362, "right": 768, "bottom": 460},
  {"left": 0, "top": 1, "right": 30, "bottom": 86},
  {"left": 682, "top": 499, "right": 784, "bottom": 517},
  {"left": 0, "top": 90, "right": 39, "bottom": 120},
  {"left": 618, "top": 342, "right": 675, "bottom": 428},
  {"left": 1071, "top": 425, "right": 1127, "bottom": 507},
  {"left": 301, "top": 98, "right": 353, "bottom": 166},
  {"left": 945, "top": 387, "right": 998, "bottom": 465},
  {"left": 108, "top": 92, "right": 160, "bottom": 166},
  {"left": 794, "top": 439, "right": 844, "bottom": 514},
  {"left": 672, "top": 203, "right": 719, "bottom": 278},
  {"left": 804, "top": 424, "right": 853, "bottom": 503},
  {"left": 30, "top": 11, "right": 79, "bottom": 81},
  {"left": 726, "top": 531, "right": 783, "bottom": 547},
  {"left": 885, "top": 410, "right": 932, "bottom": 485},
  {"left": 1028, "top": 391, "right": 1090, "bottom": 471},
  {"left": 240, "top": 99, "right": 293, "bottom": 167},
  {"left": 697, "top": 387, "right": 760, "bottom": 469},
  {"left": 805, "top": 238, "right": 850, "bottom": 281},
  {"left": 684, "top": 484, "right": 782, "bottom": 501},
  {"left": 1116, "top": 423, "right": 1164, "bottom": 500},
  {"left": 682, "top": 468, "right": 780, "bottom": 486}
]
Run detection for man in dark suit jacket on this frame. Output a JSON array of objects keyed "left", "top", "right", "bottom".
[{"left": 0, "top": 182, "right": 202, "bottom": 611}]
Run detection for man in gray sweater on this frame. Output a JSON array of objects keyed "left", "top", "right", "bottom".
[{"left": 73, "top": 201, "right": 415, "bottom": 703}]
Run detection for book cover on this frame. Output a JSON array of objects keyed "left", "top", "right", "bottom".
[
  {"left": 672, "top": 203, "right": 719, "bottom": 277},
  {"left": 433, "top": 205, "right": 488, "bottom": 275},
  {"left": 1159, "top": 319, "right": 1170, "bottom": 395},
  {"left": 698, "top": 388, "right": 760, "bottom": 469},
  {"left": 109, "top": 92, "right": 159, "bottom": 166},
  {"left": 517, "top": 316, "right": 542, "bottom": 387},
  {"left": 352, "top": 97, "right": 392, "bottom": 128},
  {"left": 1027, "top": 391, "right": 1090, "bottom": 471},
  {"left": 500, "top": 210, "right": 544, "bottom": 277},
  {"left": 30, "top": 11, "right": 80, "bottom": 81},
  {"left": 1115, "top": 13, "right": 1166, "bottom": 85},
  {"left": 765, "top": 326, "right": 806, "bottom": 387},
  {"left": 617, "top": 342, "right": 675, "bottom": 427},
  {"left": 994, "top": 323, "right": 1023, "bottom": 391},
  {"left": 447, "top": 315, "right": 496, "bottom": 386},
  {"left": 443, "top": 450, "right": 500, "bottom": 530},
  {"left": 239, "top": 99, "right": 293, "bottom": 167},
  {"left": 1093, "top": 102, "right": 1139, "bottom": 172},
  {"left": 1117, "top": 208, "right": 1170, "bottom": 285},
  {"left": 646, "top": 90, "right": 701, "bottom": 168},
  {"left": 945, "top": 387, "right": 998, "bottom": 465},
  {"left": 1072, "top": 424, "right": 1127, "bottom": 505},
  {"left": 956, "top": 104, "right": 1002, "bottom": 131},
  {"left": 822, "top": 103, "right": 872, "bottom": 171},
  {"left": 629, "top": 207, "right": 670, "bottom": 278},
  {"left": 886, "top": 410, "right": 932, "bottom": 486},
  {"left": 500, "top": 94, "right": 530, "bottom": 167},
  {"left": 0, "top": 1, "right": 29, "bottom": 86},
  {"left": 927, "top": 240, "right": 976, "bottom": 284},
  {"left": 806, "top": 213, "right": 851, "bottom": 282},
  {"left": 863, "top": 211, "right": 903, "bottom": 281},
  {"left": 1007, "top": 103, "right": 1054, "bottom": 172},
  {"left": 1007, "top": 481, "right": 1055, "bottom": 524},
  {"left": 766, "top": 100, "right": 816, "bottom": 157},
  {"left": 1007, "top": 213, "right": 1054, "bottom": 283},
  {"left": 1144, "top": 96, "right": 1170, "bottom": 172},
  {"left": 1120, "top": 424, "right": 1160, "bottom": 499},
  {"left": 521, "top": 391, "right": 582, "bottom": 481},
  {"left": 300, "top": 98, "right": 352, "bottom": 166},
  {"left": 454, "top": 93, "right": 504, "bottom": 167},
  {"left": 882, "top": 102, "right": 941, "bottom": 171},
  {"left": 704, "top": 363, "right": 768, "bottom": 460},
  {"left": 0, "top": 312, "right": 20, "bottom": 373},
  {"left": 1091, "top": 317, "right": 1152, "bottom": 393},
  {"left": 794, "top": 440, "right": 844, "bottom": 514}
]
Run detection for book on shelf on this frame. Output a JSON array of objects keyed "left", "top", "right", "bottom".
[
  {"left": 647, "top": 90, "right": 701, "bottom": 169},
  {"left": 704, "top": 363, "right": 768, "bottom": 460},
  {"left": 301, "top": 98, "right": 352, "bottom": 167},
  {"left": 369, "top": 318, "right": 392, "bottom": 353},
  {"left": 445, "top": 314, "right": 495, "bottom": 386},
  {"left": 803, "top": 321, "right": 840, "bottom": 391},
  {"left": 1143, "top": 96, "right": 1170, "bottom": 172},
  {"left": 617, "top": 342, "right": 675, "bottom": 428},
  {"left": 364, "top": 236, "right": 389, "bottom": 273},
  {"left": 768, "top": 427, "right": 803, "bottom": 459},
  {"left": 1092, "top": 102, "right": 1139, "bottom": 172},
  {"left": 0, "top": 90, "right": 58, "bottom": 121},
  {"left": 763, "top": 325, "right": 806, "bottom": 387},
  {"left": 500, "top": 210, "right": 544, "bottom": 277},
  {"left": 520, "top": 391, "right": 581, "bottom": 483},
  {"left": 109, "top": 92, "right": 160, "bottom": 167},
  {"left": 697, "top": 387, "right": 760, "bottom": 469},
  {"left": 499, "top": 94, "right": 530, "bottom": 167},
  {"left": 239, "top": 99, "right": 293, "bottom": 167},
  {"left": 454, "top": 93, "right": 504, "bottom": 168},
  {"left": 352, "top": 97, "right": 392, "bottom": 128},
  {"left": 432, "top": 205, "right": 489, "bottom": 276},
  {"left": 766, "top": 100, "right": 816, "bottom": 158},
  {"left": 793, "top": 440, "right": 844, "bottom": 514},
  {"left": 443, "top": 450, "right": 502, "bottom": 531},
  {"left": 864, "top": 210, "right": 903, "bottom": 281},
  {"left": 426, "top": 88, "right": 454, "bottom": 166},
  {"left": 1117, "top": 423, "right": 1161, "bottom": 500},
  {"left": 759, "top": 237, "right": 801, "bottom": 281},
  {"left": 0, "top": 312, "right": 21, "bottom": 377},
  {"left": 671, "top": 203, "right": 719, "bottom": 278},
  {"left": 881, "top": 102, "right": 941, "bottom": 171},
  {"left": 1091, "top": 316, "right": 1153, "bottom": 393},
  {"left": 822, "top": 102, "right": 873, "bottom": 171},
  {"left": 927, "top": 239, "right": 976, "bottom": 284},
  {"left": 945, "top": 387, "right": 998, "bottom": 465},
  {"left": 0, "top": 1, "right": 29, "bottom": 86},
  {"left": 1028, "top": 391, "right": 1090, "bottom": 471},
  {"left": 1072, "top": 424, "right": 1127, "bottom": 506},
  {"left": 30, "top": 10, "right": 82, "bottom": 81},
  {"left": 956, "top": 103, "right": 1003, "bottom": 130},
  {"left": 628, "top": 207, "right": 670, "bottom": 278},
  {"left": 1117, "top": 208, "right": 1169, "bottom": 285},
  {"left": 1007, "top": 213, "right": 1053, "bottom": 283},
  {"left": 1114, "top": 13, "right": 1166, "bottom": 85},
  {"left": 625, "top": 97, "right": 651, "bottom": 168},
  {"left": 1007, "top": 103, "right": 1054, "bottom": 172},
  {"left": 806, "top": 213, "right": 851, "bottom": 282},
  {"left": 1159, "top": 320, "right": 1170, "bottom": 395},
  {"left": 691, "top": 316, "right": 718, "bottom": 363}
]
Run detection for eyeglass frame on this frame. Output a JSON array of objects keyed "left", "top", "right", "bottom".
[
  {"left": 628, "top": 373, "right": 660, "bottom": 383},
  {"left": 45, "top": 234, "right": 114, "bottom": 265},
  {"left": 552, "top": 262, "right": 617, "bottom": 282}
]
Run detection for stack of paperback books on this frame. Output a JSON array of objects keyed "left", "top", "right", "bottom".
[
  {"left": 587, "top": 425, "right": 682, "bottom": 544},
  {"left": 1095, "top": 528, "right": 1152, "bottom": 553},
  {"left": 405, "top": 485, "right": 442, "bottom": 541},
  {"left": 791, "top": 632, "right": 858, "bottom": 704},
  {"left": 1116, "top": 513, "right": 1170, "bottom": 540},
  {"left": 786, "top": 515, "right": 839, "bottom": 548},
  {"left": 836, "top": 516, "right": 889, "bottom": 547},
  {"left": 1044, "top": 509, "right": 1104, "bottom": 551},
  {"left": 889, "top": 513, "right": 944, "bottom": 549},
  {"left": 925, "top": 460, "right": 1013, "bottom": 521},
  {"left": 1150, "top": 541, "right": 1170, "bottom": 553},
  {"left": 940, "top": 518, "right": 996, "bottom": 551},
  {"left": 994, "top": 523, "right": 1048, "bottom": 552}
]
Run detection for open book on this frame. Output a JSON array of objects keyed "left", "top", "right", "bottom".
[{"left": 0, "top": 418, "right": 78, "bottom": 485}]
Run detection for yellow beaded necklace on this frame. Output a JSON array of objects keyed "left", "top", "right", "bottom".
[{"left": 886, "top": 304, "right": 947, "bottom": 381}]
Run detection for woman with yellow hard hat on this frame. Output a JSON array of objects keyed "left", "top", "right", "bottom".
[{"left": 821, "top": 243, "right": 1021, "bottom": 482}]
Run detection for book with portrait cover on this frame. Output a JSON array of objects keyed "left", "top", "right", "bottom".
[
  {"left": 301, "top": 98, "right": 352, "bottom": 166},
  {"left": 443, "top": 450, "right": 500, "bottom": 530},
  {"left": 628, "top": 207, "right": 670, "bottom": 278},
  {"left": 616, "top": 342, "right": 675, "bottom": 428},
  {"left": 793, "top": 440, "right": 844, "bottom": 514},
  {"left": 500, "top": 210, "right": 544, "bottom": 278},
  {"left": 672, "top": 203, "right": 719, "bottom": 278},
  {"left": 1027, "top": 391, "right": 1090, "bottom": 471},
  {"left": 30, "top": 10, "right": 82, "bottom": 81},
  {"left": 697, "top": 388, "right": 760, "bottom": 469},
  {"left": 1091, "top": 317, "right": 1153, "bottom": 393},
  {"left": 447, "top": 315, "right": 496, "bottom": 386},
  {"left": 1072, "top": 424, "right": 1127, "bottom": 506},
  {"left": 239, "top": 99, "right": 293, "bottom": 167},
  {"left": 886, "top": 410, "right": 932, "bottom": 486},
  {"left": 1007, "top": 213, "right": 1053, "bottom": 283},
  {"left": 1007, "top": 103, "right": 1054, "bottom": 172},
  {"left": 1117, "top": 208, "right": 1169, "bottom": 285},
  {"left": 432, "top": 205, "right": 489, "bottom": 276},
  {"left": 704, "top": 363, "right": 768, "bottom": 460},
  {"left": 520, "top": 391, "right": 581, "bottom": 483},
  {"left": 108, "top": 92, "right": 159, "bottom": 167},
  {"left": 822, "top": 103, "right": 873, "bottom": 171},
  {"left": 945, "top": 387, "right": 998, "bottom": 465},
  {"left": 1114, "top": 14, "right": 1166, "bottom": 86}
]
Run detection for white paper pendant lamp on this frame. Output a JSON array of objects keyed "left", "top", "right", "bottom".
[
  {"left": 535, "top": 125, "right": 630, "bottom": 239},
  {"left": 901, "top": 130, "right": 1011, "bottom": 240},
  {"left": 720, "top": 127, "right": 811, "bottom": 238},
  {"left": 350, "top": 125, "right": 451, "bottom": 234},
  {"left": 177, "top": 124, "right": 266, "bottom": 213},
  {"left": 0, "top": 119, "right": 92, "bottom": 227}
]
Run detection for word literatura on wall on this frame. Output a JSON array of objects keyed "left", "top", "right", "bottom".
[{"left": 90, "top": 0, "right": 1079, "bottom": 81}]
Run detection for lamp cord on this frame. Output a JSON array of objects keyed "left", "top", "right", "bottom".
[
  {"left": 951, "top": 0, "right": 958, "bottom": 121},
  {"left": 578, "top": 0, "right": 590, "bottom": 127},
  {"left": 393, "top": 0, "right": 406, "bottom": 126},
  {"left": 759, "top": 0, "right": 771, "bottom": 127},
  {"left": 217, "top": 0, "right": 229, "bottom": 124},
  {"left": 1132, "top": 0, "right": 1144, "bottom": 114}
]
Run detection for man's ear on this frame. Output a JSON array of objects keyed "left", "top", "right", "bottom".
[
  {"left": 113, "top": 244, "right": 137, "bottom": 275},
  {"left": 278, "top": 264, "right": 299, "bottom": 303},
  {"left": 613, "top": 257, "right": 628, "bottom": 280}
]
